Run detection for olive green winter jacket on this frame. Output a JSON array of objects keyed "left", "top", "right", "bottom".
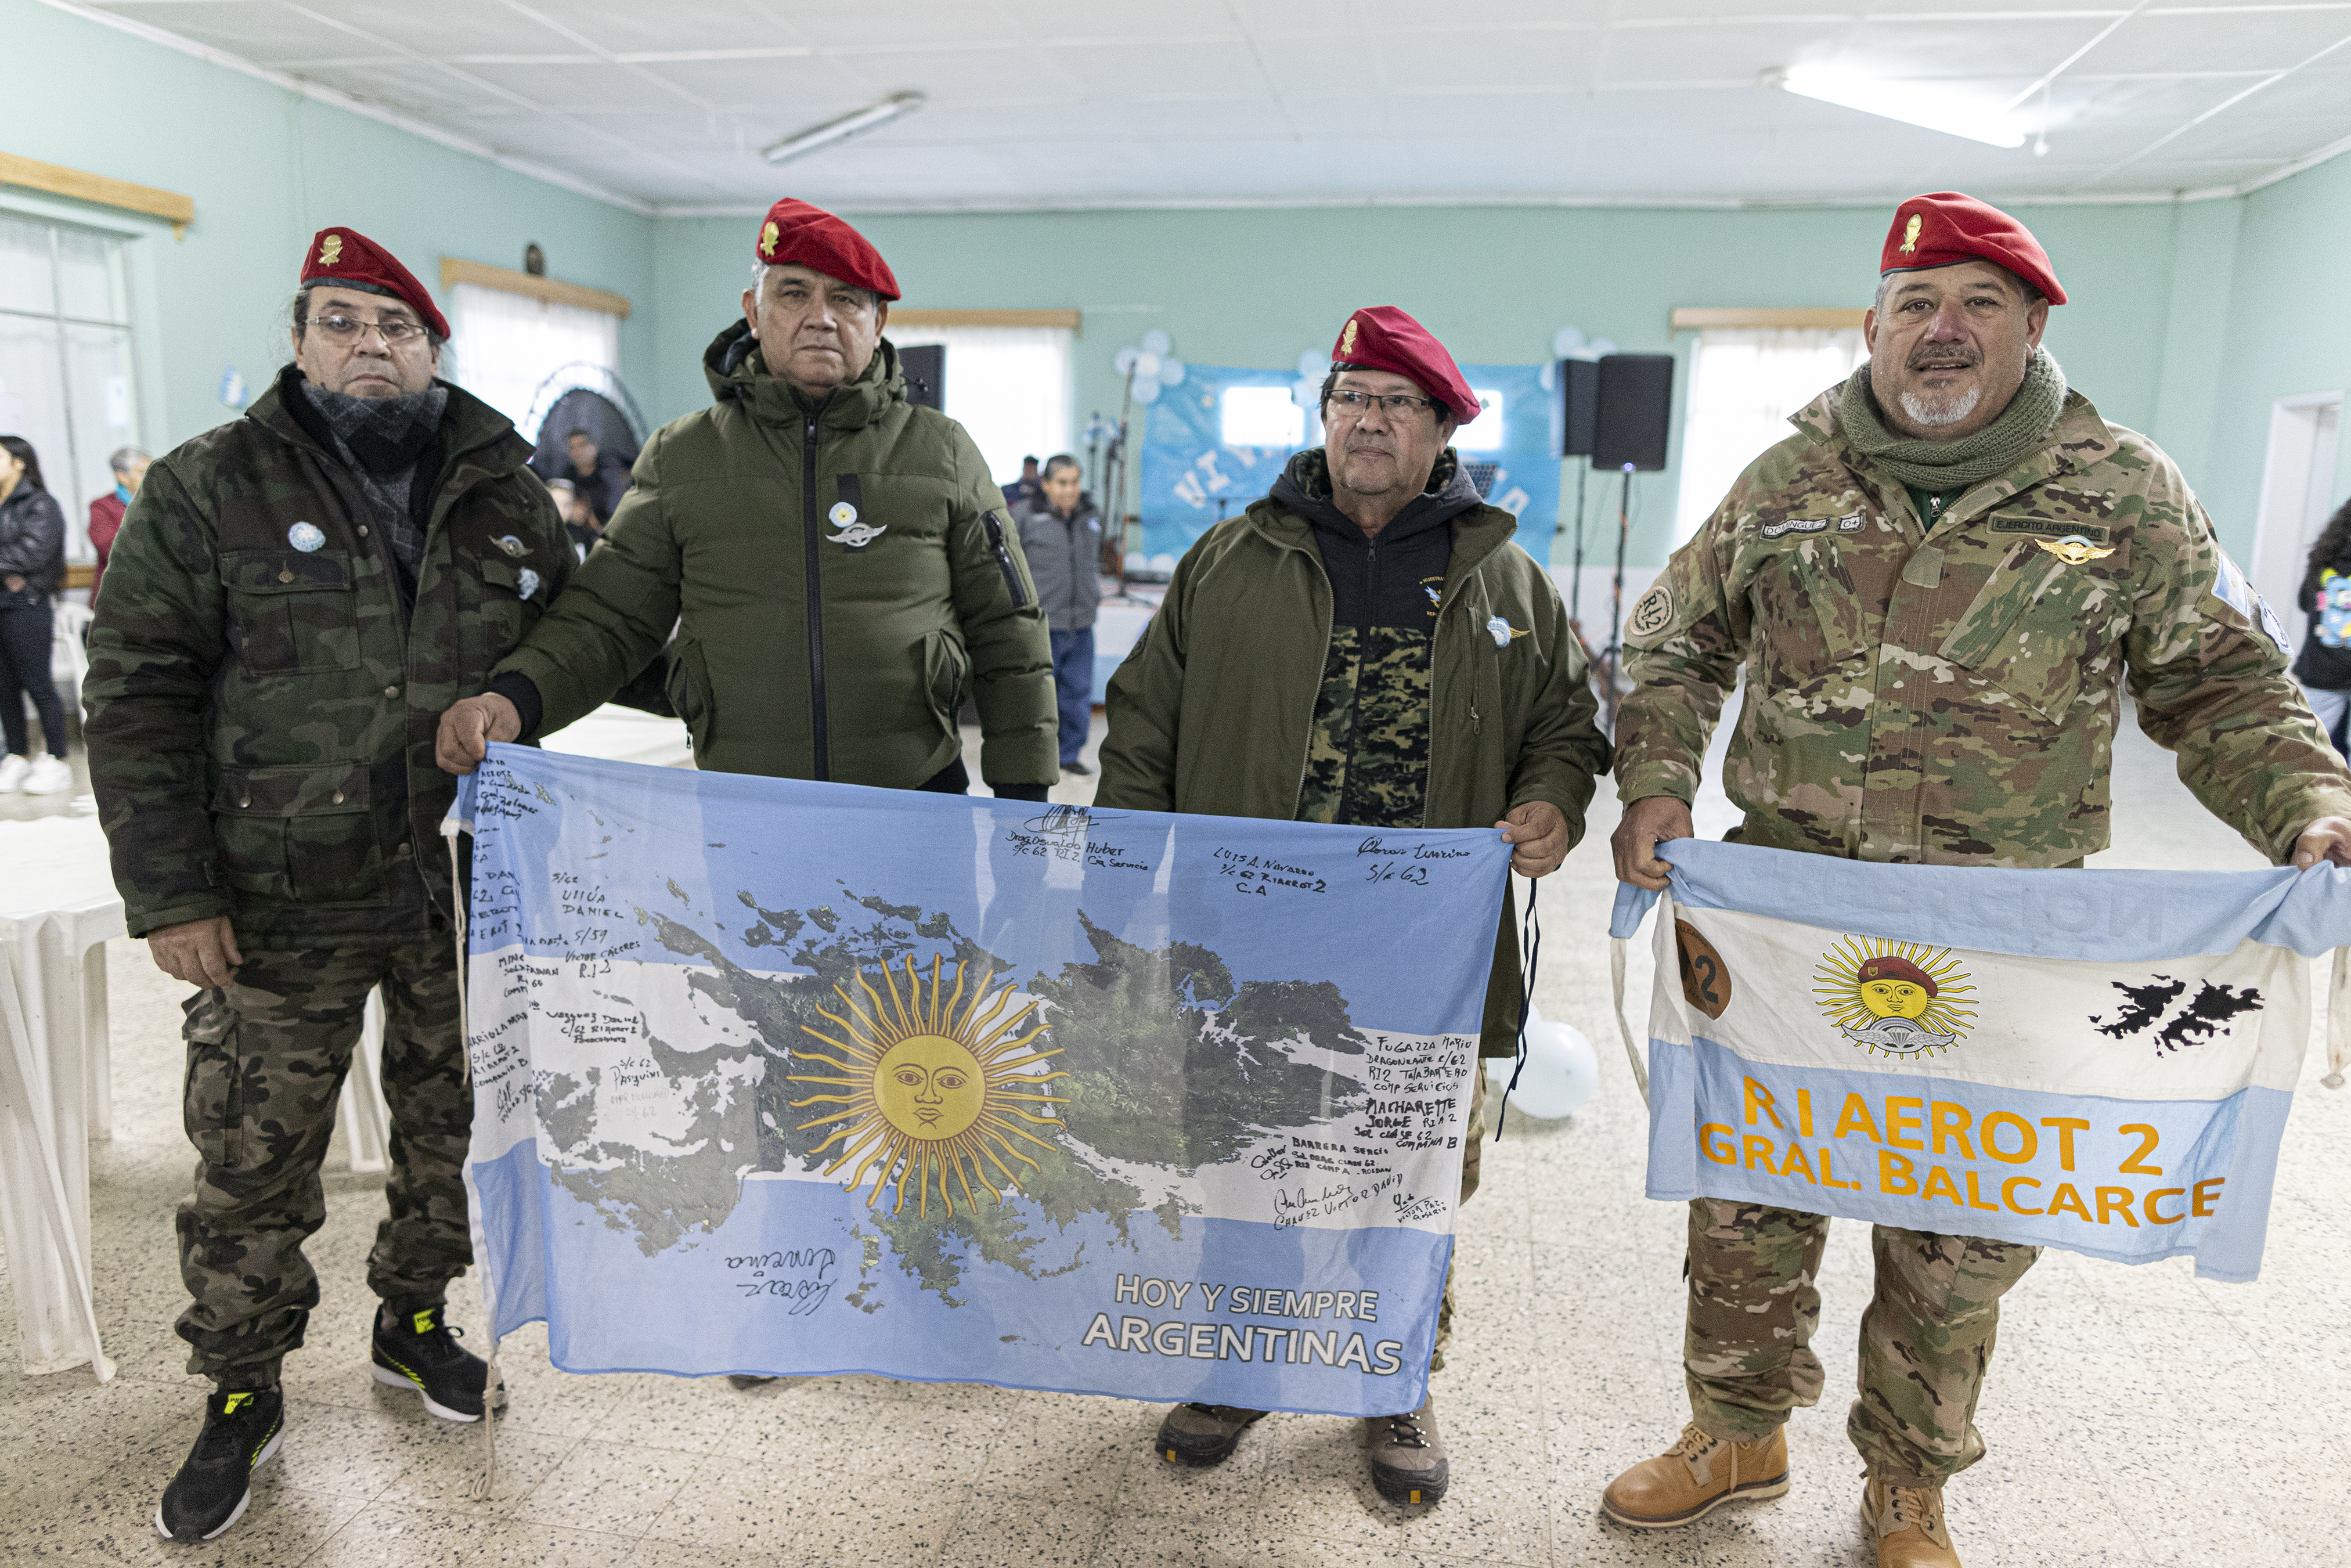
[
  {"left": 493, "top": 325, "right": 1056, "bottom": 790},
  {"left": 1096, "top": 492, "right": 1612, "bottom": 1055}
]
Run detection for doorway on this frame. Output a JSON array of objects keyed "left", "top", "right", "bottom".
[{"left": 2250, "top": 392, "right": 2342, "bottom": 657}]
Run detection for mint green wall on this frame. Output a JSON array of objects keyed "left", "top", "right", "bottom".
[
  {"left": 0, "top": 0, "right": 654, "bottom": 453},
  {"left": 654, "top": 201, "right": 2191, "bottom": 566}
]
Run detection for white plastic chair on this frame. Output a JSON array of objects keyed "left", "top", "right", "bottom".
[{"left": 50, "top": 601, "right": 92, "bottom": 722}]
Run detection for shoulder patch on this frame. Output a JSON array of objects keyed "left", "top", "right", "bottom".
[
  {"left": 1627, "top": 581, "right": 1675, "bottom": 644},
  {"left": 2209, "top": 550, "right": 2289, "bottom": 651}
]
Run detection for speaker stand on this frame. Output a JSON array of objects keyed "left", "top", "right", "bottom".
[{"left": 1602, "top": 463, "right": 1634, "bottom": 733}]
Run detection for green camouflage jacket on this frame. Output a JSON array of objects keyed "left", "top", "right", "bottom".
[
  {"left": 491, "top": 324, "right": 1056, "bottom": 790},
  {"left": 1618, "top": 386, "right": 2351, "bottom": 866},
  {"left": 82, "top": 371, "right": 575, "bottom": 939},
  {"left": 1097, "top": 493, "right": 1611, "bottom": 1055}
]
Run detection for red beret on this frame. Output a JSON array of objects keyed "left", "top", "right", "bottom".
[
  {"left": 754, "top": 199, "right": 900, "bottom": 302},
  {"left": 1880, "top": 192, "right": 2065, "bottom": 307},
  {"left": 1857, "top": 956, "right": 1938, "bottom": 996},
  {"left": 1330, "top": 307, "right": 1480, "bottom": 427},
  {"left": 299, "top": 227, "right": 448, "bottom": 340}
]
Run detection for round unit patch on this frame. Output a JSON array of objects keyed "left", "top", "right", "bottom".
[
  {"left": 287, "top": 521, "right": 326, "bottom": 553},
  {"left": 828, "top": 502, "right": 858, "bottom": 528},
  {"left": 1626, "top": 581, "right": 1675, "bottom": 643}
]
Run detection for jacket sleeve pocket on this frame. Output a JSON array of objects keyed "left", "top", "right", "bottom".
[
  {"left": 221, "top": 549, "right": 361, "bottom": 674},
  {"left": 181, "top": 989, "right": 247, "bottom": 1171},
  {"left": 1940, "top": 543, "right": 2114, "bottom": 724},
  {"left": 211, "top": 760, "right": 382, "bottom": 903}
]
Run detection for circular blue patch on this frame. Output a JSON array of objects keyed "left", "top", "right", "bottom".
[{"left": 287, "top": 522, "right": 325, "bottom": 553}]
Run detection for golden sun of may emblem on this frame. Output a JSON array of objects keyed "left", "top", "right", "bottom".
[
  {"left": 789, "top": 954, "right": 1069, "bottom": 1220},
  {"left": 1813, "top": 938, "right": 1975, "bottom": 1058}
]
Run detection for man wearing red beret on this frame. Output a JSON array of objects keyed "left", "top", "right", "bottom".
[
  {"left": 1097, "top": 305, "right": 1611, "bottom": 1505},
  {"left": 436, "top": 197, "right": 1055, "bottom": 802},
  {"left": 84, "top": 226, "right": 576, "bottom": 1542},
  {"left": 1605, "top": 193, "right": 2351, "bottom": 1565}
]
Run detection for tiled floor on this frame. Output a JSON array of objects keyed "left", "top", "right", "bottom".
[{"left": 3, "top": 710, "right": 2344, "bottom": 1566}]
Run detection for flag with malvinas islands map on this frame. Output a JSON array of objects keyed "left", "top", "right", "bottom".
[
  {"left": 1610, "top": 841, "right": 2350, "bottom": 1282},
  {"left": 447, "top": 745, "right": 1510, "bottom": 1414}
]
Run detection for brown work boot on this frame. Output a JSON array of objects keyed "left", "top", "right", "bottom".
[
  {"left": 1862, "top": 1476, "right": 1960, "bottom": 1567},
  {"left": 1365, "top": 1394, "right": 1448, "bottom": 1505},
  {"left": 1154, "top": 1402, "right": 1267, "bottom": 1467},
  {"left": 1601, "top": 1421, "right": 1789, "bottom": 1528}
]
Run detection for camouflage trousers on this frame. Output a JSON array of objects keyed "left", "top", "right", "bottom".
[
  {"left": 1683, "top": 1200, "right": 2038, "bottom": 1484},
  {"left": 1429, "top": 1064, "right": 1486, "bottom": 1375},
  {"left": 177, "top": 938, "right": 473, "bottom": 1382}
]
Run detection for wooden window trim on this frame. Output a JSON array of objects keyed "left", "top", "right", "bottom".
[
  {"left": 1671, "top": 307, "right": 1867, "bottom": 330},
  {"left": 888, "top": 308, "right": 1079, "bottom": 330},
  {"left": 0, "top": 152, "right": 193, "bottom": 237},
  {"left": 439, "top": 257, "right": 630, "bottom": 318}
]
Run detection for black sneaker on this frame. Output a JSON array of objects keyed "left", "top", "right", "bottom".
[
  {"left": 1154, "top": 1403, "right": 1267, "bottom": 1466},
  {"left": 154, "top": 1387, "right": 283, "bottom": 1542},
  {"left": 370, "top": 1303, "right": 504, "bottom": 1422}
]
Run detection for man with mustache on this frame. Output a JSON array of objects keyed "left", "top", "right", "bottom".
[
  {"left": 1604, "top": 193, "right": 2351, "bottom": 1566},
  {"left": 1097, "top": 305, "right": 1611, "bottom": 1505}
]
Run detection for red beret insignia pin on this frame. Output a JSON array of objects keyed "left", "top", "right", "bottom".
[
  {"left": 759, "top": 220, "right": 778, "bottom": 259},
  {"left": 319, "top": 233, "right": 343, "bottom": 266},
  {"left": 1340, "top": 319, "right": 1358, "bottom": 355},
  {"left": 1899, "top": 214, "right": 1921, "bottom": 254}
]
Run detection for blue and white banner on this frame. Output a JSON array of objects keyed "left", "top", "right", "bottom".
[
  {"left": 450, "top": 747, "right": 1509, "bottom": 1414},
  {"left": 1611, "top": 842, "right": 2350, "bottom": 1282}
]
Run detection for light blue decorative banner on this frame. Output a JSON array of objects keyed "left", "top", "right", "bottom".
[
  {"left": 1611, "top": 842, "right": 2349, "bottom": 1282},
  {"left": 450, "top": 747, "right": 1510, "bottom": 1413},
  {"left": 1137, "top": 362, "right": 1560, "bottom": 565}
]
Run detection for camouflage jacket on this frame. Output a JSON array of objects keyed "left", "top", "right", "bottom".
[
  {"left": 82, "top": 370, "right": 575, "bottom": 939},
  {"left": 1618, "top": 387, "right": 2351, "bottom": 866},
  {"left": 1097, "top": 485, "right": 1611, "bottom": 1054}
]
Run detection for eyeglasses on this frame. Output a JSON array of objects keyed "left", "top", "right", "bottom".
[
  {"left": 1326, "top": 388, "right": 1439, "bottom": 417},
  {"left": 305, "top": 313, "right": 429, "bottom": 347}
]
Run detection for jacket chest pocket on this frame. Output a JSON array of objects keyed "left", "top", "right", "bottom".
[
  {"left": 211, "top": 760, "right": 383, "bottom": 904},
  {"left": 1751, "top": 544, "right": 1870, "bottom": 693},
  {"left": 470, "top": 555, "right": 538, "bottom": 664},
  {"left": 222, "top": 550, "right": 361, "bottom": 673},
  {"left": 1939, "top": 544, "right": 2119, "bottom": 723}
]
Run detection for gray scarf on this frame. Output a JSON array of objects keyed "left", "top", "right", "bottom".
[
  {"left": 302, "top": 382, "right": 447, "bottom": 580},
  {"left": 1838, "top": 346, "right": 2067, "bottom": 493}
]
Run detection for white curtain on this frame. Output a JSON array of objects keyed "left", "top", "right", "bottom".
[
  {"left": 449, "top": 281, "right": 619, "bottom": 434},
  {"left": 883, "top": 325, "right": 1072, "bottom": 485},
  {"left": 1674, "top": 328, "right": 1869, "bottom": 543},
  {"left": 0, "top": 210, "right": 141, "bottom": 561}
]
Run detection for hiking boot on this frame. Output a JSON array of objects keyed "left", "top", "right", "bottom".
[
  {"left": 154, "top": 1387, "right": 283, "bottom": 1542},
  {"left": 1862, "top": 1476, "right": 1961, "bottom": 1567},
  {"left": 1601, "top": 1421, "right": 1789, "bottom": 1528},
  {"left": 1366, "top": 1394, "right": 1448, "bottom": 1505},
  {"left": 1154, "top": 1403, "right": 1267, "bottom": 1466},
  {"left": 370, "top": 1303, "right": 504, "bottom": 1422}
]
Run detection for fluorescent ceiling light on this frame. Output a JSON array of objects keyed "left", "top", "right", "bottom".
[
  {"left": 1766, "top": 66, "right": 2025, "bottom": 150},
  {"left": 762, "top": 92, "right": 927, "bottom": 165}
]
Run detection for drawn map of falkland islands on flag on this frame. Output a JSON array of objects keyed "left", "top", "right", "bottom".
[
  {"left": 448, "top": 745, "right": 1511, "bottom": 1415},
  {"left": 1612, "top": 841, "right": 2350, "bottom": 1284}
]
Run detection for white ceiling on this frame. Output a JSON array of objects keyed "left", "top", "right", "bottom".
[{"left": 60, "top": 0, "right": 2351, "bottom": 214}]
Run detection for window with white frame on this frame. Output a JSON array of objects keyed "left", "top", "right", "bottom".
[
  {"left": 1674, "top": 327, "right": 1869, "bottom": 543},
  {"left": 1452, "top": 388, "right": 1506, "bottom": 453},
  {"left": 1220, "top": 385, "right": 1304, "bottom": 450},
  {"left": 450, "top": 281, "right": 620, "bottom": 434},
  {"left": 0, "top": 209, "right": 144, "bottom": 562},
  {"left": 883, "top": 323, "right": 1072, "bottom": 484}
]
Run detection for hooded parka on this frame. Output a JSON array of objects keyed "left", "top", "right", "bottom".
[
  {"left": 492, "top": 324, "right": 1056, "bottom": 791},
  {"left": 1097, "top": 449, "right": 1611, "bottom": 1056}
]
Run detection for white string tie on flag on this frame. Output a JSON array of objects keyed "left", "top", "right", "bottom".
[
  {"left": 2324, "top": 945, "right": 2348, "bottom": 1091},
  {"left": 445, "top": 821, "right": 502, "bottom": 1502}
]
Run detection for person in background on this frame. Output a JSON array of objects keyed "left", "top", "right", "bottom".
[
  {"left": 2296, "top": 496, "right": 2351, "bottom": 754},
  {"left": 561, "top": 427, "right": 632, "bottom": 524},
  {"left": 1017, "top": 454, "right": 1104, "bottom": 774},
  {"left": 0, "top": 434, "right": 72, "bottom": 795},
  {"left": 547, "top": 477, "right": 599, "bottom": 559},
  {"left": 86, "top": 444, "right": 150, "bottom": 604},
  {"left": 1001, "top": 453, "right": 1041, "bottom": 510}
]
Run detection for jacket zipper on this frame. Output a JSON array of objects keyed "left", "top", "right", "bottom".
[
  {"left": 983, "top": 511, "right": 1030, "bottom": 607},
  {"left": 802, "top": 413, "right": 830, "bottom": 780}
]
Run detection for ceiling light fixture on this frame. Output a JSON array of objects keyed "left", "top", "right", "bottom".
[
  {"left": 1764, "top": 66, "right": 2025, "bottom": 150},
  {"left": 761, "top": 91, "right": 927, "bottom": 165}
]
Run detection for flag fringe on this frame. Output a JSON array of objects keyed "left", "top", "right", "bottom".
[{"left": 1611, "top": 920, "right": 1650, "bottom": 1106}]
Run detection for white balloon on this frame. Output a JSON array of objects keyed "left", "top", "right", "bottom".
[
  {"left": 1141, "top": 328, "right": 1174, "bottom": 355},
  {"left": 1538, "top": 362, "right": 1557, "bottom": 392},
  {"left": 1292, "top": 377, "right": 1320, "bottom": 409},
  {"left": 1589, "top": 338, "right": 1618, "bottom": 358},
  {"left": 1296, "top": 350, "right": 1329, "bottom": 379},
  {"left": 1131, "top": 376, "right": 1162, "bottom": 404},
  {"left": 1113, "top": 346, "right": 1140, "bottom": 376},
  {"left": 1149, "top": 552, "right": 1178, "bottom": 574},
  {"left": 1123, "top": 550, "right": 1148, "bottom": 574},
  {"left": 1158, "top": 357, "right": 1187, "bottom": 387},
  {"left": 1552, "top": 326, "right": 1585, "bottom": 359},
  {"left": 1492, "top": 1006, "right": 1598, "bottom": 1121},
  {"left": 1131, "top": 350, "right": 1162, "bottom": 381}
]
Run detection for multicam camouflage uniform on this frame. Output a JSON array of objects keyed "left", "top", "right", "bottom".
[
  {"left": 1618, "top": 385, "right": 2351, "bottom": 1483},
  {"left": 83, "top": 369, "right": 574, "bottom": 1383}
]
